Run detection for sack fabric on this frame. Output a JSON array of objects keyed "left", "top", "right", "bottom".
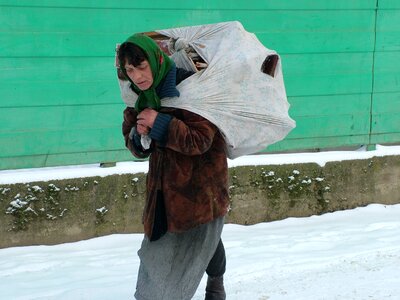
[{"left": 118, "top": 21, "right": 296, "bottom": 158}]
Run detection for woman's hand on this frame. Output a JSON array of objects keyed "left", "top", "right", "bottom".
[
  {"left": 136, "top": 124, "right": 150, "bottom": 135},
  {"left": 137, "top": 108, "right": 158, "bottom": 135}
]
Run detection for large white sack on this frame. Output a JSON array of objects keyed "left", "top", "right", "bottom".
[{"left": 118, "top": 21, "right": 296, "bottom": 159}]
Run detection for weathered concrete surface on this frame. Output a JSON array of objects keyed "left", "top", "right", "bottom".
[{"left": 1, "top": 155, "right": 399, "bottom": 248}]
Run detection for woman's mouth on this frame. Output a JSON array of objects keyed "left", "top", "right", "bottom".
[{"left": 136, "top": 81, "right": 146, "bottom": 87}]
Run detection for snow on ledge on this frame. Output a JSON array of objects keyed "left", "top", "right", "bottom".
[{"left": 1, "top": 145, "right": 399, "bottom": 185}]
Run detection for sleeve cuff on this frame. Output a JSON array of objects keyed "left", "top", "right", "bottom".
[{"left": 150, "top": 113, "right": 172, "bottom": 147}]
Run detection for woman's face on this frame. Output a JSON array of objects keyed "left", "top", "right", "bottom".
[{"left": 124, "top": 59, "right": 153, "bottom": 91}]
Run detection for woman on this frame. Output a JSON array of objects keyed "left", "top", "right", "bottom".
[{"left": 118, "top": 33, "right": 229, "bottom": 300}]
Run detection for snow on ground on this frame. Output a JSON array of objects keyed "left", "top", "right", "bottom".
[
  {"left": 1, "top": 144, "right": 400, "bottom": 185},
  {"left": 1, "top": 145, "right": 400, "bottom": 299},
  {"left": 0, "top": 204, "right": 399, "bottom": 300}
]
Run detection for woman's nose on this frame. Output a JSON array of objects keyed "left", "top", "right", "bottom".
[
  {"left": 133, "top": 70, "right": 142, "bottom": 80},
  {"left": 130, "top": 70, "right": 141, "bottom": 82}
]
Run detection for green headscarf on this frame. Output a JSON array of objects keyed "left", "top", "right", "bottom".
[{"left": 120, "top": 33, "right": 173, "bottom": 112}]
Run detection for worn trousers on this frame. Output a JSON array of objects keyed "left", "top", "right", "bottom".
[{"left": 206, "top": 239, "right": 226, "bottom": 278}]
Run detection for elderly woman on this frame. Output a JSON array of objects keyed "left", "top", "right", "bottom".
[{"left": 118, "top": 33, "right": 229, "bottom": 300}]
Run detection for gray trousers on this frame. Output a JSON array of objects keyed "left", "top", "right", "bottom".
[{"left": 135, "top": 217, "right": 225, "bottom": 300}]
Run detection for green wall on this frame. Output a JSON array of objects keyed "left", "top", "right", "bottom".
[{"left": 0, "top": 1, "right": 399, "bottom": 170}]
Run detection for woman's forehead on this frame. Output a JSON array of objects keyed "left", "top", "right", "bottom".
[{"left": 124, "top": 60, "right": 149, "bottom": 67}]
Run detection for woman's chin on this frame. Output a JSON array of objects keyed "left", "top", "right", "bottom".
[{"left": 135, "top": 82, "right": 152, "bottom": 91}]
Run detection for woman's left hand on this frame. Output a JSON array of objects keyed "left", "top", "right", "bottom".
[{"left": 137, "top": 108, "right": 158, "bottom": 130}]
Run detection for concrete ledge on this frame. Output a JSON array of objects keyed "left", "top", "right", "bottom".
[{"left": 1, "top": 155, "right": 399, "bottom": 249}]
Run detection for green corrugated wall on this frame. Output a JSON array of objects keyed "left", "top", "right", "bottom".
[{"left": 0, "top": 1, "right": 399, "bottom": 170}]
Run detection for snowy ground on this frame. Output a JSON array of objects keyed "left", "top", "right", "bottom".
[
  {"left": 0, "top": 204, "right": 399, "bottom": 300},
  {"left": 1, "top": 144, "right": 400, "bottom": 185},
  {"left": 1, "top": 145, "right": 400, "bottom": 300}
]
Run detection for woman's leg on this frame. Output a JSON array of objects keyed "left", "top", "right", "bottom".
[
  {"left": 204, "top": 239, "right": 226, "bottom": 300},
  {"left": 206, "top": 239, "right": 226, "bottom": 277}
]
